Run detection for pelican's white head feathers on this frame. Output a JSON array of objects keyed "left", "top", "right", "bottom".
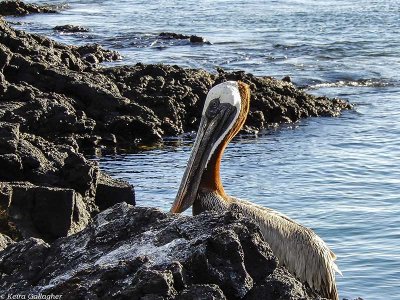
[{"left": 202, "top": 81, "right": 242, "bottom": 115}]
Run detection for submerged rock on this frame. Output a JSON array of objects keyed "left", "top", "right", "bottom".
[
  {"left": 0, "top": 204, "right": 323, "bottom": 299},
  {"left": 190, "top": 35, "right": 209, "bottom": 44},
  {"left": 159, "top": 32, "right": 211, "bottom": 44},
  {"left": 53, "top": 24, "right": 90, "bottom": 33},
  {"left": 159, "top": 32, "right": 191, "bottom": 40}
]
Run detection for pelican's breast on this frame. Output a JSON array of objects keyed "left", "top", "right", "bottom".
[{"left": 193, "top": 189, "right": 230, "bottom": 215}]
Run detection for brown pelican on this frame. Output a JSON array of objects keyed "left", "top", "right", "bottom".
[{"left": 170, "top": 81, "right": 341, "bottom": 300}]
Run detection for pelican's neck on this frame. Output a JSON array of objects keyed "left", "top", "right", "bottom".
[
  {"left": 199, "top": 142, "right": 227, "bottom": 198},
  {"left": 198, "top": 81, "right": 250, "bottom": 200}
]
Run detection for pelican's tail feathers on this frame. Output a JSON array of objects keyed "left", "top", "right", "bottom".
[{"left": 332, "top": 261, "right": 342, "bottom": 276}]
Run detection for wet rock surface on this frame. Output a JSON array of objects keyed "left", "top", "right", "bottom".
[
  {"left": 159, "top": 32, "right": 211, "bottom": 44},
  {"left": 0, "top": 204, "right": 324, "bottom": 299},
  {"left": 53, "top": 24, "right": 90, "bottom": 33}
]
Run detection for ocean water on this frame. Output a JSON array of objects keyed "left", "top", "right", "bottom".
[{"left": 7, "top": 1, "right": 400, "bottom": 299}]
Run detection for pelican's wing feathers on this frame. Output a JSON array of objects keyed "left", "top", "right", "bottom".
[{"left": 229, "top": 198, "right": 340, "bottom": 300}]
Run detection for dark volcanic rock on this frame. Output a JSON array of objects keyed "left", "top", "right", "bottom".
[
  {"left": 76, "top": 43, "right": 121, "bottom": 63},
  {"left": 190, "top": 35, "right": 209, "bottom": 44},
  {"left": 0, "top": 182, "right": 12, "bottom": 208},
  {"left": 0, "top": 153, "right": 22, "bottom": 180},
  {"left": 0, "top": 19, "right": 136, "bottom": 242},
  {"left": 215, "top": 70, "right": 352, "bottom": 132},
  {"left": 53, "top": 24, "right": 90, "bottom": 33},
  {"left": 0, "top": 18, "right": 351, "bottom": 150},
  {"left": 6, "top": 182, "right": 90, "bottom": 241},
  {"left": 159, "top": 32, "right": 211, "bottom": 44},
  {"left": 101, "top": 63, "right": 212, "bottom": 139},
  {"left": 0, "top": 204, "right": 322, "bottom": 299},
  {"left": 244, "top": 268, "right": 314, "bottom": 300},
  {"left": 0, "top": 237, "right": 50, "bottom": 287},
  {"left": 0, "top": 0, "right": 64, "bottom": 16},
  {"left": 176, "top": 284, "right": 227, "bottom": 299},
  {"left": 0, "top": 122, "right": 19, "bottom": 154},
  {"left": 159, "top": 32, "right": 191, "bottom": 40},
  {"left": 0, "top": 125, "right": 99, "bottom": 202},
  {"left": 94, "top": 172, "right": 135, "bottom": 210},
  {"left": 0, "top": 121, "right": 133, "bottom": 242}
]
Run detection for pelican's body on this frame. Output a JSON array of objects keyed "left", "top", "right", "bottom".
[{"left": 170, "top": 81, "right": 341, "bottom": 300}]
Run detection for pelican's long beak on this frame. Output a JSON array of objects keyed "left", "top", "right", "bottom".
[{"left": 170, "top": 103, "right": 237, "bottom": 213}]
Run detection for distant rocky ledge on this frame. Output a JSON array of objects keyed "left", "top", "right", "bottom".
[
  {"left": 0, "top": 11, "right": 351, "bottom": 299},
  {"left": 0, "top": 0, "right": 67, "bottom": 16}
]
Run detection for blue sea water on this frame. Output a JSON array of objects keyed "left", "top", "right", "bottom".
[{"left": 7, "top": 1, "right": 400, "bottom": 299}]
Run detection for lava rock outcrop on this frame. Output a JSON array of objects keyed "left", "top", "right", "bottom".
[{"left": 0, "top": 204, "right": 325, "bottom": 299}]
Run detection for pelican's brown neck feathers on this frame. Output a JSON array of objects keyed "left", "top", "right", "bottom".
[
  {"left": 199, "top": 81, "right": 251, "bottom": 197},
  {"left": 170, "top": 80, "right": 251, "bottom": 214}
]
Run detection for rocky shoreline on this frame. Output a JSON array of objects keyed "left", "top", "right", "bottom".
[
  {"left": 0, "top": 0, "right": 67, "bottom": 16},
  {"left": 1, "top": 4, "right": 352, "bottom": 298}
]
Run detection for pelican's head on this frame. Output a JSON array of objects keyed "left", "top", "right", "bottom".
[{"left": 170, "top": 81, "right": 250, "bottom": 213}]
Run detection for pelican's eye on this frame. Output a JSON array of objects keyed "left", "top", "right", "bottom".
[{"left": 206, "top": 98, "right": 220, "bottom": 118}]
